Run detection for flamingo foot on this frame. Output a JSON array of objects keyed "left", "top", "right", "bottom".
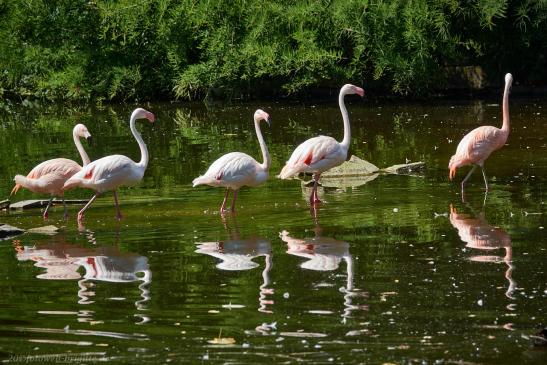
[
  {"left": 116, "top": 212, "right": 123, "bottom": 221},
  {"left": 77, "top": 212, "right": 85, "bottom": 222},
  {"left": 43, "top": 211, "right": 49, "bottom": 220}
]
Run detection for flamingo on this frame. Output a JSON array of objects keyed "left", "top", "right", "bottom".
[
  {"left": 449, "top": 73, "right": 513, "bottom": 191},
  {"left": 278, "top": 84, "right": 364, "bottom": 205},
  {"left": 63, "top": 108, "right": 155, "bottom": 221},
  {"left": 192, "top": 109, "right": 271, "bottom": 213},
  {"left": 11, "top": 124, "right": 92, "bottom": 219}
]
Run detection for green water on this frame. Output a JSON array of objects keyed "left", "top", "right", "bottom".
[{"left": 0, "top": 99, "right": 546, "bottom": 364}]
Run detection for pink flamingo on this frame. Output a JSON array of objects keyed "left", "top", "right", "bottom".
[
  {"left": 192, "top": 109, "right": 271, "bottom": 213},
  {"left": 63, "top": 108, "right": 155, "bottom": 221},
  {"left": 11, "top": 124, "right": 92, "bottom": 219},
  {"left": 278, "top": 84, "right": 364, "bottom": 205},
  {"left": 449, "top": 73, "right": 513, "bottom": 191}
]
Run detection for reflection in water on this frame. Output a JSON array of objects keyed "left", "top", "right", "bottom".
[
  {"left": 195, "top": 218, "right": 273, "bottom": 313},
  {"left": 14, "top": 231, "right": 152, "bottom": 324},
  {"left": 280, "top": 221, "right": 365, "bottom": 321},
  {"left": 449, "top": 198, "right": 515, "bottom": 300}
]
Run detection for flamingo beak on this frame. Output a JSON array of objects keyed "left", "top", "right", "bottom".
[
  {"left": 265, "top": 116, "right": 271, "bottom": 126},
  {"left": 146, "top": 112, "right": 156, "bottom": 123},
  {"left": 355, "top": 87, "right": 365, "bottom": 97}
]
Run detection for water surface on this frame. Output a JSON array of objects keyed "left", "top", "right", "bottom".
[{"left": 0, "top": 99, "right": 546, "bottom": 363}]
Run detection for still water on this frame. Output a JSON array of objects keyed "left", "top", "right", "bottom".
[{"left": 0, "top": 98, "right": 545, "bottom": 363}]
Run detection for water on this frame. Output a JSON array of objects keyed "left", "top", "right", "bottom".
[{"left": 0, "top": 99, "right": 546, "bottom": 363}]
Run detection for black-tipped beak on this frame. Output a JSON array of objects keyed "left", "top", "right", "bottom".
[
  {"left": 86, "top": 136, "right": 93, "bottom": 145},
  {"left": 266, "top": 117, "right": 271, "bottom": 126}
]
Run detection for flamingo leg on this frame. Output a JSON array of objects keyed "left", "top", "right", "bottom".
[
  {"left": 480, "top": 166, "right": 489, "bottom": 191},
  {"left": 78, "top": 193, "right": 101, "bottom": 222},
  {"left": 220, "top": 189, "right": 230, "bottom": 213},
  {"left": 43, "top": 197, "right": 54, "bottom": 219},
  {"left": 461, "top": 165, "right": 477, "bottom": 191},
  {"left": 310, "top": 173, "right": 322, "bottom": 205},
  {"left": 113, "top": 190, "right": 123, "bottom": 220},
  {"left": 62, "top": 197, "right": 68, "bottom": 219},
  {"left": 231, "top": 189, "right": 239, "bottom": 212}
]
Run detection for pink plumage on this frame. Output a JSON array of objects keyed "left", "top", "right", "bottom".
[
  {"left": 193, "top": 109, "right": 271, "bottom": 213},
  {"left": 11, "top": 124, "right": 91, "bottom": 219},
  {"left": 449, "top": 73, "right": 512, "bottom": 191},
  {"left": 63, "top": 108, "right": 155, "bottom": 221},
  {"left": 279, "top": 84, "right": 364, "bottom": 205}
]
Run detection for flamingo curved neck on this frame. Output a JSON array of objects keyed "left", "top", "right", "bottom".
[
  {"left": 73, "top": 131, "right": 90, "bottom": 166},
  {"left": 130, "top": 115, "right": 148, "bottom": 168},
  {"left": 339, "top": 89, "right": 351, "bottom": 150},
  {"left": 501, "top": 81, "right": 510, "bottom": 134},
  {"left": 255, "top": 118, "right": 270, "bottom": 171}
]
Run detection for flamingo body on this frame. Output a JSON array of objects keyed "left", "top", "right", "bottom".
[
  {"left": 13, "top": 158, "right": 82, "bottom": 196},
  {"left": 449, "top": 126, "right": 508, "bottom": 179},
  {"left": 193, "top": 109, "right": 271, "bottom": 213},
  {"left": 11, "top": 124, "right": 91, "bottom": 218},
  {"left": 64, "top": 154, "right": 145, "bottom": 193},
  {"left": 449, "top": 73, "right": 513, "bottom": 190},
  {"left": 278, "top": 135, "right": 346, "bottom": 179},
  {"left": 192, "top": 152, "right": 267, "bottom": 190},
  {"left": 278, "top": 84, "right": 364, "bottom": 205},
  {"left": 63, "top": 108, "right": 155, "bottom": 221}
]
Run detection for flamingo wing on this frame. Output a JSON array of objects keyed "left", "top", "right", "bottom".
[
  {"left": 64, "top": 155, "right": 140, "bottom": 192},
  {"left": 193, "top": 152, "right": 262, "bottom": 189},
  {"left": 279, "top": 136, "right": 345, "bottom": 178},
  {"left": 12, "top": 158, "right": 81, "bottom": 195}
]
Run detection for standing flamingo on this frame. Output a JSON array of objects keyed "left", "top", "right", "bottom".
[
  {"left": 11, "top": 124, "right": 92, "bottom": 219},
  {"left": 63, "top": 108, "right": 155, "bottom": 221},
  {"left": 449, "top": 73, "right": 513, "bottom": 191},
  {"left": 278, "top": 84, "right": 364, "bottom": 205},
  {"left": 192, "top": 109, "right": 271, "bottom": 213}
]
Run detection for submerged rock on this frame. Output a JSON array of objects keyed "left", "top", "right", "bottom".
[
  {"left": 0, "top": 223, "right": 25, "bottom": 240},
  {"left": 0, "top": 200, "right": 9, "bottom": 210},
  {"left": 322, "top": 155, "right": 379, "bottom": 177},
  {"left": 27, "top": 225, "right": 60, "bottom": 235},
  {"left": 10, "top": 199, "right": 88, "bottom": 210},
  {"left": 381, "top": 161, "right": 426, "bottom": 175}
]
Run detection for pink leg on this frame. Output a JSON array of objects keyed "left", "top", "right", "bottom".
[
  {"left": 231, "top": 189, "right": 239, "bottom": 212},
  {"left": 461, "top": 165, "right": 476, "bottom": 192},
  {"left": 113, "top": 190, "right": 123, "bottom": 220},
  {"left": 43, "top": 197, "right": 54, "bottom": 219},
  {"left": 78, "top": 193, "right": 100, "bottom": 222},
  {"left": 310, "top": 173, "right": 322, "bottom": 205},
  {"left": 220, "top": 189, "right": 230, "bottom": 213}
]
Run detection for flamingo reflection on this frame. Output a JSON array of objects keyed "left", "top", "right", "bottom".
[
  {"left": 280, "top": 225, "right": 366, "bottom": 321},
  {"left": 14, "top": 232, "right": 152, "bottom": 323},
  {"left": 195, "top": 218, "right": 273, "bottom": 313},
  {"left": 449, "top": 199, "right": 515, "bottom": 300}
]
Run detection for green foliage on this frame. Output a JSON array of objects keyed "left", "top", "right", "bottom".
[{"left": 0, "top": 0, "right": 546, "bottom": 101}]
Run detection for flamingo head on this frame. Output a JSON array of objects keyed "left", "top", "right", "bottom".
[
  {"left": 342, "top": 84, "right": 365, "bottom": 97},
  {"left": 74, "top": 123, "right": 92, "bottom": 142},
  {"left": 132, "top": 108, "right": 156, "bottom": 123},
  {"left": 254, "top": 109, "right": 271, "bottom": 126},
  {"left": 505, "top": 73, "right": 513, "bottom": 88}
]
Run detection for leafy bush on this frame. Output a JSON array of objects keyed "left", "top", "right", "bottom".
[{"left": 0, "top": 0, "right": 546, "bottom": 101}]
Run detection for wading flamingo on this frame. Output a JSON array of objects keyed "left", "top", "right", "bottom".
[
  {"left": 63, "top": 108, "right": 155, "bottom": 221},
  {"left": 449, "top": 73, "right": 513, "bottom": 191},
  {"left": 278, "top": 84, "right": 364, "bottom": 205},
  {"left": 11, "top": 124, "right": 92, "bottom": 219},
  {"left": 192, "top": 109, "right": 271, "bottom": 213}
]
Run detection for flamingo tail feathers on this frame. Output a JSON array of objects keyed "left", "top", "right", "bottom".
[{"left": 278, "top": 164, "right": 301, "bottom": 179}]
